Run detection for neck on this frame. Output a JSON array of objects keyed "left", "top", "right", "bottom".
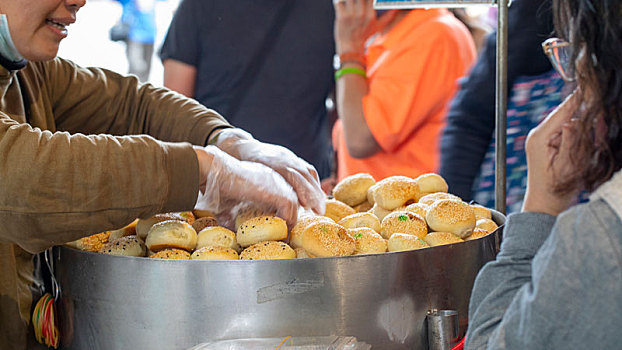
[{"left": 0, "top": 14, "right": 26, "bottom": 70}]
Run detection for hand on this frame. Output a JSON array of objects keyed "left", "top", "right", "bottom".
[
  {"left": 321, "top": 175, "right": 338, "bottom": 195},
  {"left": 194, "top": 146, "right": 299, "bottom": 228},
  {"left": 211, "top": 129, "right": 326, "bottom": 215},
  {"left": 333, "top": 0, "right": 377, "bottom": 54},
  {"left": 522, "top": 91, "right": 581, "bottom": 216}
]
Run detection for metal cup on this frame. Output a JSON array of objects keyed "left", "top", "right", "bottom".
[{"left": 426, "top": 309, "right": 459, "bottom": 350}]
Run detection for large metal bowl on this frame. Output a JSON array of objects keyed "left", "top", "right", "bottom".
[{"left": 54, "top": 211, "right": 504, "bottom": 350}]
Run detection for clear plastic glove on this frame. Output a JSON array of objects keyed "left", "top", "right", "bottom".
[
  {"left": 213, "top": 129, "right": 326, "bottom": 215},
  {"left": 194, "top": 145, "right": 299, "bottom": 228}
]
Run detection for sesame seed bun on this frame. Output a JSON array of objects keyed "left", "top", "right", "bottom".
[
  {"left": 471, "top": 204, "right": 492, "bottom": 220},
  {"left": 192, "top": 216, "right": 219, "bottom": 233},
  {"left": 196, "top": 226, "right": 240, "bottom": 252},
  {"left": 338, "top": 212, "right": 381, "bottom": 233},
  {"left": 465, "top": 228, "right": 490, "bottom": 241},
  {"left": 414, "top": 173, "right": 449, "bottom": 197},
  {"left": 239, "top": 241, "right": 296, "bottom": 260},
  {"left": 236, "top": 216, "right": 288, "bottom": 248},
  {"left": 324, "top": 199, "right": 356, "bottom": 222},
  {"left": 387, "top": 233, "right": 429, "bottom": 252},
  {"left": 370, "top": 203, "right": 392, "bottom": 222},
  {"left": 347, "top": 227, "right": 387, "bottom": 255},
  {"left": 145, "top": 220, "right": 198, "bottom": 252},
  {"left": 149, "top": 248, "right": 191, "bottom": 260},
  {"left": 423, "top": 232, "right": 464, "bottom": 247},
  {"left": 108, "top": 219, "right": 139, "bottom": 241},
  {"left": 373, "top": 177, "right": 420, "bottom": 210},
  {"left": 99, "top": 235, "right": 146, "bottom": 257},
  {"left": 380, "top": 211, "right": 428, "bottom": 239},
  {"left": 426, "top": 199, "right": 476, "bottom": 238},
  {"left": 476, "top": 218, "right": 498, "bottom": 233},
  {"left": 289, "top": 215, "right": 334, "bottom": 249},
  {"left": 333, "top": 173, "right": 376, "bottom": 207},
  {"left": 417, "top": 192, "right": 462, "bottom": 206},
  {"left": 191, "top": 246, "right": 240, "bottom": 260},
  {"left": 301, "top": 222, "right": 355, "bottom": 257},
  {"left": 136, "top": 213, "right": 188, "bottom": 240},
  {"left": 69, "top": 232, "right": 110, "bottom": 252}
]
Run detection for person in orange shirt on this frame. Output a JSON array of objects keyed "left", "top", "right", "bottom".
[{"left": 330, "top": 0, "right": 476, "bottom": 183}]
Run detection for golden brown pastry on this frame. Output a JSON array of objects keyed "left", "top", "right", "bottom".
[
  {"left": 347, "top": 227, "right": 388, "bottom": 255},
  {"left": 417, "top": 192, "right": 462, "bottom": 206},
  {"left": 471, "top": 204, "right": 492, "bottom": 220},
  {"left": 191, "top": 246, "right": 240, "bottom": 260},
  {"left": 239, "top": 241, "right": 297, "bottom": 260},
  {"left": 380, "top": 211, "right": 428, "bottom": 239},
  {"left": 68, "top": 232, "right": 110, "bottom": 252},
  {"left": 476, "top": 218, "right": 499, "bottom": 234},
  {"left": 289, "top": 215, "right": 334, "bottom": 249},
  {"left": 333, "top": 173, "right": 376, "bottom": 207},
  {"left": 145, "top": 220, "right": 198, "bottom": 252},
  {"left": 99, "top": 235, "right": 146, "bottom": 257},
  {"left": 423, "top": 231, "right": 464, "bottom": 247},
  {"left": 373, "top": 177, "right": 420, "bottom": 210},
  {"left": 192, "top": 216, "right": 219, "bottom": 233},
  {"left": 149, "top": 248, "right": 191, "bottom": 260},
  {"left": 465, "top": 228, "right": 490, "bottom": 241},
  {"left": 353, "top": 200, "right": 374, "bottom": 213},
  {"left": 136, "top": 213, "right": 185, "bottom": 240},
  {"left": 324, "top": 199, "right": 356, "bottom": 222},
  {"left": 294, "top": 247, "right": 315, "bottom": 259},
  {"left": 426, "top": 199, "right": 476, "bottom": 238},
  {"left": 387, "top": 233, "right": 429, "bottom": 252},
  {"left": 402, "top": 203, "right": 429, "bottom": 221},
  {"left": 236, "top": 216, "right": 288, "bottom": 247},
  {"left": 301, "top": 221, "right": 356, "bottom": 257},
  {"left": 108, "top": 219, "right": 139, "bottom": 241},
  {"left": 234, "top": 205, "right": 276, "bottom": 232},
  {"left": 370, "top": 203, "right": 392, "bottom": 222},
  {"left": 196, "top": 226, "right": 240, "bottom": 252},
  {"left": 414, "top": 173, "right": 449, "bottom": 197},
  {"left": 338, "top": 212, "right": 381, "bottom": 233}
]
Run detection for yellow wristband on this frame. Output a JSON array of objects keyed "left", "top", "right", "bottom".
[{"left": 335, "top": 67, "right": 367, "bottom": 81}]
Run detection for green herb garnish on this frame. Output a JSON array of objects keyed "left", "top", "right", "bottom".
[{"left": 398, "top": 215, "right": 409, "bottom": 221}]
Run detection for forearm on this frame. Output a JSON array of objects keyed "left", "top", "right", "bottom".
[
  {"left": 466, "top": 212, "right": 556, "bottom": 348},
  {"left": 336, "top": 63, "right": 381, "bottom": 158},
  {"left": 0, "top": 116, "right": 199, "bottom": 253}
]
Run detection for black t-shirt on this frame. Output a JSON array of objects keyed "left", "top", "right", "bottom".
[{"left": 160, "top": 0, "right": 335, "bottom": 178}]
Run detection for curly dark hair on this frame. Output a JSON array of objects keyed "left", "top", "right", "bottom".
[{"left": 552, "top": 0, "right": 622, "bottom": 193}]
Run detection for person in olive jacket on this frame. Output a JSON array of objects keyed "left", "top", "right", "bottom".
[{"left": 0, "top": 0, "right": 325, "bottom": 348}]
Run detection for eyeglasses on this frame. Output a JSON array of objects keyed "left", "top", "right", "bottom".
[{"left": 542, "top": 38, "right": 575, "bottom": 82}]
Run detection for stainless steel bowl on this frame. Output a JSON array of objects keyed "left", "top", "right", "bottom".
[{"left": 55, "top": 211, "right": 504, "bottom": 350}]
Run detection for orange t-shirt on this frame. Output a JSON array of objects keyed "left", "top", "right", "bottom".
[{"left": 333, "top": 8, "right": 476, "bottom": 181}]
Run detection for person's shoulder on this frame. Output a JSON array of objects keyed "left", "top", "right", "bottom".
[{"left": 557, "top": 198, "right": 622, "bottom": 252}]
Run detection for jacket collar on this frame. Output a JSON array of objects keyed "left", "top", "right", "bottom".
[{"left": 590, "top": 169, "right": 622, "bottom": 219}]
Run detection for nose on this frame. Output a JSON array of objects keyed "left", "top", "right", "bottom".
[{"left": 66, "top": 0, "right": 86, "bottom": 11}]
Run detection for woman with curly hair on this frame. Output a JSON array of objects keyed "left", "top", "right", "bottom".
[{"left": 466, "top": 0, "right": 622, "bottom": 348}]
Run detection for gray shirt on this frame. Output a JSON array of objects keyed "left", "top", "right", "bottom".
[{"left": 466, "top": 169, "right": 622, "bottom": 349}]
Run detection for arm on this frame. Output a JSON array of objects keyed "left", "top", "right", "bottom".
[
  {"left": 467, "top": 204, "right": 622, "bottom": 349},
  {"left": 440, "top": 0, "right": 555, "bottom": 200},
  {"left": 41, "top": 58, "right": 229, "bottom": 146},
  {"left": 163, "top": 59, "right": 197, "bottom": 98},
  {"left": 333, "top": 0, "right": 381, "bottom": 159}
]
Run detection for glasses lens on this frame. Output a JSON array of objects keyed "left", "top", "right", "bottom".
[{"left": 545, "top": 40, "right": 575, "bottom": 82}]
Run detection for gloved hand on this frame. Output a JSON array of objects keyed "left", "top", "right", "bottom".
[
  {"left": 194, "top": 145, "right": 299, "bottom": 228},
  {"left": 212, "top": 128, "right": 326, "bottom": 215}
]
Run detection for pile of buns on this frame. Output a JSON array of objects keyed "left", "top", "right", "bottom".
[{"left": 67, "top": 173, "right": 498, "bottom": 260}]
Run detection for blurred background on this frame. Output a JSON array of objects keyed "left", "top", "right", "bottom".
[{"left": 57, "top": 0, "right": 180, "bottom": 87}]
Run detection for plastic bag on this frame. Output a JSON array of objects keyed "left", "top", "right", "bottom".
[{"left": 186, "top": 336, "right": 372, "bottom": 350}]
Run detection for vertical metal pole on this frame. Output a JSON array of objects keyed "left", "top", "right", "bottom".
[{"left": 495, "top": 0, "right": 509, "bottom": 214}]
